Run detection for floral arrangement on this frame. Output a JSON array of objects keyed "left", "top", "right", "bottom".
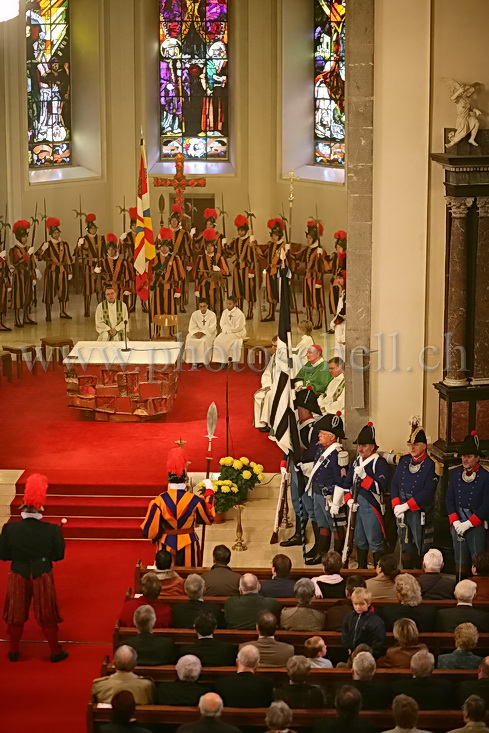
[{"left": 198, "top": 456, "right": 265, "bottom": 513}]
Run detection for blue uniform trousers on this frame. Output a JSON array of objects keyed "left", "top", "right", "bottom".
[
  {"left": 397, "top": 510, "right": 431, "bottom": 556},
  {"left": 451, "top": 525, "right": 486, "bottom": 567},
  {"left": 355, "top": 493, "right": 384, "bottom": 552},
  {"left": 313, "top": 491, "right": 335, "bottom": 531}
]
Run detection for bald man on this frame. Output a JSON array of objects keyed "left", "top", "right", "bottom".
[
  {"left": 91, "top": 645, "right": 155, "bottom": 703},
  {"left": 176, "top": 693, "right": 242, "bottom": 733},
  {"left": 223, "top": 573, "right": 280, "bottom": 629},
  {"left": 293, "top": 345, "right": 332, "bottom": 395}
]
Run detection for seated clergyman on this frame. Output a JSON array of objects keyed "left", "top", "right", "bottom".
[{"left": 95, "top": 285, "right": 130, "bottom": 342}]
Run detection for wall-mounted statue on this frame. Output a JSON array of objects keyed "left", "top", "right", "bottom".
[{"left": 443, "top": 79, "right": 482, "bottom": 148}]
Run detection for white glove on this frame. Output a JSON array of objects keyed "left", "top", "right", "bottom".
[
  {"left": 77, "top": 237, "right": 85, "bottom": 246},
  {"left": 42, "top": 243, "right": 49, "bottom": 251},
  {"left": 284, "top": 243, "right": 291, "bottom": 252},
  {"left": 397, "top": 512, "right": 405, "bottom": 524},
  {"left": 190, "top": 227, "right": 196, "bottom": 237},
  {"left": 457, "top": 520, "right": 473, "bottom": 535},
  {"left": 354, "top": 465, "right": 366, "bottom": 481},
  {"left": 222, "top": 238, "right": 227, "bottom": 245},
  {"left": 68, "top": 274, "right": 73, "bottom": 280},
  {"left": 35, "top": 268, "right": 42, "bottom": 280},
  {"left": 248, "top": 273, "right": 255, "bottom": 278},
  {"left": 330, "top": 504, "right": 340, "bottom": 517},
  {"left": 123, "top": 290, "right": 131, "bottom": 296},
  {"left": 175, "top": 292, "right": 181, "bottom": 298},
  {"left": 195, "top": 290, "right": 200, "bottom": 296},
  {"left": 315, "top": 283, "right": 322, "bottom": 288},
  {"left": 330, "top": 318, "right": 336, "bottom": 331},
  {"left": 0, "top": 250, "right": 6, "bottom": 258},
  {"left": 250, "top": 235, "right": 256, "bottom": 243},
  {"left": 347, "top": 499, "right": 359, "bottom": 512},
  {"left": 394, "top": 503, "right": 409, "bottom": 518},
  {"left": 452, "top": 520, "right": 462, "bottom": 533},
  {"left": 280, "top": 466, "right": 287, "bottom": 477},
  {"left": 94, "top": 266, "right": 102, "bottom": 274},
  {"left": 120, "top": 233, "right": 128, "bottom": 242},
  {"left": 28, "top": 246, "right": 34, "bottom": 255},
  {"left": 186, "top": 265, "right": 192, "bottom": 271},
  {"left": 212, "top": 265, "right": 221, "bottom": 272}
]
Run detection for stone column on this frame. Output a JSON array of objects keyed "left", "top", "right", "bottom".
[
  {"left": 444, "top": 196, "right": 473, "bottom": 386},
  {"left": 472, "top": 196, "right": 489, "bottom": 384}
]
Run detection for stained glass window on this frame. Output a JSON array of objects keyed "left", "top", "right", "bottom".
[
  {"left": 159, "top": 0, "right": 229, "bottom": 161},
  {"left": 314, "top": 0, "right": 346, "bottom": 166},
  {"left": 26, "top": 0, "right": 71, "bottom": 168}
]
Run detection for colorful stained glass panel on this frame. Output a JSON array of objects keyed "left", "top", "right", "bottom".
[
  {"left": 159, "top": 0, "right": 229, "bottom": 161},
  {"left": 26, "top": 0, "right": 71, "bottom": 168}
]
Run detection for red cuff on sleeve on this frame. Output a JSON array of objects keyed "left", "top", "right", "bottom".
[
  {"left": 344, "top": 492, "right": 353, "bottom": 503},
  {"left": 392, "top": 497, "right": 401, "bottom": 508},
  {"left": 407, "top": 498, "right": 420, "bottom": 512},
  {"left": 280, "top": 460, "right": 287, "bottom": 469},
  {"left": 449, "top": 512, "right": 459, "bottom": 525},
  {"left": 204, "top": 489, "right": 215, "bottom": 497},
  {"left": 470, "top": 514, "right": 483, "bottom": 527},
  {"left": 361, "top": 475, "right": 374, "bottom": 490}
]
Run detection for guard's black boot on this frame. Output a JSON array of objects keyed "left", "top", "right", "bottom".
[
  {"left": 304, "top": 521, "right": 320, "bottom": 559},
  {"left": 305, "top": 530, "right": 329, "bottom": 565},
  {"left": 280, "top": 514, "right": 303, "bottom": 547},
  {"left": 372, "top": 550, "right": 383, "bottom": 567},
  {"left": 357, "top": 547, "right": 369, "bottom": 569}
]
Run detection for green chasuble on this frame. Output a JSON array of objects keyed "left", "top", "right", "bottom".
[{"left": 294, "top": 358, "right": 332, "bottom": 395}]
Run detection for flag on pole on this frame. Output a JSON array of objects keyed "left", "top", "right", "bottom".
[
  {"left": 269, "top": 265, "right": 301, "bottom": 460},
  {"left": 134, "top": 138, "right": 156, "bottom": 301}
]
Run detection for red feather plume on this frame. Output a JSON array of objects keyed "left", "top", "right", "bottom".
[
  {"left": 85, "top": 213, "right": 97, "bottom": 224},
  {"left": 46, "top": 217, "right": 60, "bottom": 229},
  {"left": 129, "top": 207, "right": 137, "bottom": 220},
  {"left": 204, "top": 208, "right": 217, "bottom": 220},
  {"left": 12, "top": 219, "right": 30, "bottom": 233},
  {"left": 334, "top": 230, "right": 347, "bottom": 240},
  {"left": 166, "top": 447, "right": 188, "bottom": 477},
  {"left": 171, "top": 204, "right": 182, "bottom": 216},
  {"left": 159, "top": 227, "right": 173, "bottom": 241},
  {"left": 267, "top": 219, "right": 277, "bottom": 230},
  {"left": 23, "top": 473, "right": 48, "bottom": 510},
  {"left": 106, "top": 233, "right": 118, "bottom": 244},
  {"left": 234, "top": 214, "right": 249, "bottom": 229},
  {"left": 203, "top": 228, "right": 217, "bottom": 241},
  {"left": 276, "top": 218, "right": 285, "bottom": 231}
]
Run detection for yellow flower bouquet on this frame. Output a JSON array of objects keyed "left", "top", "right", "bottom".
[{"left": 198, "top": 455, "right": 265, "bottom": 512}]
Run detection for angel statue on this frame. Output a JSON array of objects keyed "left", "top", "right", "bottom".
[{"left": 443, "top": 79, "right": 482, "bottom": 148}]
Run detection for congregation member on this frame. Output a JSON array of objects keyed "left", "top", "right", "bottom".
[
  {"left": 154, "top": 548, "right": 185, "bottom": 595},
  {"left": 95, "top": 285, "right": 130, "bottom": 342},
  {"left": 350, "top": 651, "right": 392, "bottom": 710},
  {"left": 100, "top": 690, "right": 151, "bottom": 733},
  {"left": 223, "top": 573, "right": 280, "bottom": 629},
  {"left": 260, "top": 553, "right": 296, "bottom": 598},
  {"left": 437, "top": 622, "right": 483, "bottom": 669},
  {"left": 157, "top": 655, "right": 213, "bottom": 706},
  {"left": 390, "top": 649, "right": 452, "bottom": 710},
  {"left": 215, "top": 645, "right": 275, "bottom": 707},
  {"left": 448, "top": 695, "right": 489, "bottom": 733},
  {"left": 175, "top": 693, "right": 241, "bottom": 733},
  {"left": 326, "top": 575, "right": 367, "bottom": 631},
  {"left": 178, "top": 613, "right": 236, "bottom": 667},
  {"left": 381, "top": 573, "right": 436, "bottom": 633},
  {"left": 294, "top": 345, "right": 332, "bottom": 394},
  {"left": 264, "top": 701, "right": 296, "bottom": 733},
  {"left": 365, "top": 554, "right": 400, "bottom": 601},
  {"left": 124, "top": 605, "right": 176, "bottom": 666},
  {"left": 390, "top": 418, "right": 438, "bottom": 568},
  {"left": 311, "top": 550, "right": 346, "bottom": 598},
  {"left": 118, "top": 571, "right": 171, "bottom": 628},
  {"left": 377, "top": 618, "right": 427, "bottom": 669},
  {"left": 280, "top": 579, "right": 326, "bottom": 632},
  {"left": 253, "top": 336, "right": 279, "bottom": 432},
  {"left": 342, "top": 587, "right": 386, "bottom": 658},
  {"left": 75, "top": 212, "right": 106, "bottom": 316},
  {"left": 201, "top": 544, "right": 241, "bottom": 597},
  {"left": 342, "top": 422, "right": 389, "bottom": 569},
  {"left": 312, "top": 685, "right": 375, "bottom": 733},
  {"left": 212, "top": 296, "right": 247, "bottom": 364},
  {"left": 446, "top": 431, "right": 489, "bottom": 578},
  {"left": 382, "top": 694, "right": 431, "bottom": 733},
  {"left": 472, "top": 552, "right": 489, "bottom": 601},
  {"left": 91, "top": 646, "right": 154, "bottom": 704},
  {"left": 318, "top": 358, "right": 346, "bottom": 416},
  {"left": 417, "top": 548, "right": 455, "bottom": 600},
  {"left": 39, "top": 216, "right": 73, "bottom": 321},
  {"left": 274, "top": 655, "right": 324, "bottom": 708},
  {"left": 171, "top": 574, "right": 221, "bottom": 628},
  {"left": 436, "top": 579, "right": 489, "bottom": 632},
  {"left": 239, "top": 610, "right": 294, "bottom": 667},
  {"left": 304, "top": 636, "right": 333, "bottom": 668},
  {"left": 458, "top": 657, "right": 489, "bottom": 707},
  {"left": 184, "top": 298, "right": 217, "bottom": 367}
]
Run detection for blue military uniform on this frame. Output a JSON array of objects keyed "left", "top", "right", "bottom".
[
  {"left": 446, "top": 464, "right": 489, "bottom": 570},
  {"left": 343, "top": 452, "right": 389, "bottom": 556}
]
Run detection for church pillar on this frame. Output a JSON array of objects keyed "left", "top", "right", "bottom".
[
  {"left": 472, "top": 196, "right": 489, "bottom": 384},
  {"left": 443, "top": 196, "right": 473, "bottom": 386}
]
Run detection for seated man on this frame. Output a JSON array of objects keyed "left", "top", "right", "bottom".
[
  {"left": 224, "top": 573, "right": 281, "bottom": 629},
  {"left": 382, "top": 694, "right": 425, "bottom": 733},
  {"left": 238, "top": 610, "right": 294, "bottom": 667},
  {"left": 91, "top": 645, "right": 154, "bottom": 704},
  {"left": 178, "top": 612, "right": 237, "bottom": 667},
  {"left": 350, "top": 651, "right": 392, "bottom": 710},
  {"left": 280, "top": 579, "right": 326, "bottom": 632},
  {"left": 211, "top": 296, "right": 247, "bottom": 364},
  {"left": 101, "top": 690, "right": 152, "bottom": 733},
  {"left": 436, "top": 579, "right": 489, "bottom": 632},
  {"left": 448, "top": 695, "right": 489, "bottom": 733},
  {"left": 157, "top": 654, "right": 213, "bottom": 706},
  {"left": 471, "top": 552, "right": 489, "bottom": 602},
  {"left": 201, "top": 544, "right": 241, "bottom": 597},
  {"left": 260, "top": 553, "right": 296, "bottom": 598},
  {"left": 391, "top": 649, "right": 452, "bottom": 710},
  {"left": 215, "top": 644, "right": 274, "bottom": 707},
  {"left": 184, "top": 298, "right": 217, "bottom": 367},
  {"left": 318, "top": 357, "right": 346, "bottom": 416},
  {"left": 365, "top": 554, "right": 399, "bottom": 601},
  {"left": 312, "top": 685, "right": 375, "bottom": 733},
  {"left": 124, "top": 605, "right": 176, "bottom": 666},
  {"left": 274, "top": 655, "right": 324, "bottom": 708},
  {"left": 171, "top": 574, "right": 222, "bottom": 629},
  {"left": 253, "top": 336, "right": 278, "bottom": 432},
  {"left": 175, "top": 693, "right": 241, "bottom": 733},
  {"left": 458, "top": 656, "right": 489, "bottom": 707},
  {"left": 154, "top": 548, "right": 185, "bottom": 596},
  {"left": 118, "top": 571, "right": 171, "bottom": 627},
  {"left": 95, "top": 285, "right": 129, "bottom": 342},
  {"left": 293, "top": 345, "right": 332, "bottom": 395},
  {"left": 417, "top": 548, "right": 455, "bottom": 600}
]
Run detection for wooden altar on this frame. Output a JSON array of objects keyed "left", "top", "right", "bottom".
[{"left": 64, "top": 341, "right": 181, "bottom": 422}]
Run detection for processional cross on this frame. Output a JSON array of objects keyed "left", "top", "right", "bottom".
[{"left": 153, "top": 153, "right": 207, "bottom": 209}]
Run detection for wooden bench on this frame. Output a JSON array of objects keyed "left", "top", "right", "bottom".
[
  {"left": 2, "top": 344, "right": 37, "bottom": 378},
  {"left": 40, "top": 337, "right": 74, "bottom": 369},
  {"left": 0, "top": 350, "right": 13, "bottom": 383}
]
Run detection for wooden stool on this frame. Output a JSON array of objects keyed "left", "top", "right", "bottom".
[
  {"left": 0, "top": 350, "right": 13, "bottom": 383},
  {"left": 151, "top": 314, "right": 179, "bottom": 342},
  {"left": 243, "top": 338, "right": 273, "bottom": 369},
  {"left": 40, "top": 337, "right": 74, "bottom": 369},
  {"left": 2, "top": 344, "right": 37, "bottom": 378}
]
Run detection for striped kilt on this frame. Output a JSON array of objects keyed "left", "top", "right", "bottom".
[
  {"left": 232, "top": 266, "right": 256, "bottom": 302},
  {"left": 0, "top": 279, "right": 9, "bottom": 315},
  {"left": 43, "top": 265, "right": 70, "bottom": 305},
  {"left": 304, "top": 273, "right": 325, "bottom": 310},
  {"left": 11, "top": 267, "right": 33, "bottom": 310},
  {"left": 83, "top": 261, "right": 100, "bottom": 298},
  {"left": 3, "top": 570, "right": 63, "bottom": 626},
  {"left": 152, "top": 282, "right": 177, "bottom": 316}
]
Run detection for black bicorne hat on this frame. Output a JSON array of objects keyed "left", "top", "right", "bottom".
[
  {"left": 355, "top": 422, "right": 377, "bottom": 446},
  {"left": 315, "top": 411, "right": 345, "bottom": 440},
  {"left": 458, "top": 431, "right": 485, "bottom": 457}
]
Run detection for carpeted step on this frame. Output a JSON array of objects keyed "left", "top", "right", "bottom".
[
  {"left": 11, "top": 494, "right": 153, "bottom": 518},
  {"left": 43, "top": 516, "right": 145, "bottom": 539},
  {"left": 16, "top": 470, "right": 165, "bottom": 497}
]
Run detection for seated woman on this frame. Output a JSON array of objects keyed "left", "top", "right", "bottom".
[
  {"left": 280, "top": 579, "right": 325, "bottom": 631},
  {"left": 471, "top": 552, "right": 489, "bottom": 602},
  {"left": 311, "top": 550, "right": 346, "bottom": 599},
  {"left": 118, "top": 571, "right": 171, "bottom": 627},
  {"left": 265, "top": 701, "right": 296, "bottom": 733},
  {"left": 365, "top": 554, "right": 399, "bottom": 601},
  {"left": 377, "top": 618, "right": 427, "bottom": 668},
  {"left": 304, "top": 636, "right": 333, "bottom": 668},
  {"left": 381, "top": 574, "right": 435, "bottom": 633},
  {"left": 437, "top": 622, "right": 484, "bottom": 669},
  {"left": 274, "top": 655, "right": 324, "bottom": 708}
]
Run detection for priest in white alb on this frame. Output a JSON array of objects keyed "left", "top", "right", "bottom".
[
  {"left": 95, "top": 285, "right": 130, "bottom": 341},
  {"left": 253, "top": 335, "right": 279, "bottom": 431},
  {"left": 318, "top": 357, "right": 346, "bottom": 416},
  {"left": 211, "top": 296, "right": 247, "bottom": 364},
  {"left": 184, "top": 298, "right": 217, "bottom": 367}
]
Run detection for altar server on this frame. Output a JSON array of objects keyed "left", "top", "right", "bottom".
[
  {"left": 253, "top": 335, "right": 279, "bottom": 431},
  {"left": 95, "top": 285, "right": 130, "bottom": 342},
  {"left": 184, "top": 298, "right": 217, "bottom": 367},
  {"left": 10, "top": 220, "right": 37, "bottom": 329},
  {"left": 39, "top": 216, "right": 73, "bottom": 322},
  {"left": 212, "top": 295, "right": 247, "bottom": 364}
]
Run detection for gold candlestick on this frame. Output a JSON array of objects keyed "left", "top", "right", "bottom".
[{"left": 232, "top": 504, "right": 247, "bottom": 551}]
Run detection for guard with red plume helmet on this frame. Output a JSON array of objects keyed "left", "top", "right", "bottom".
[
  {"left": 342, "top": 422, "right": 390, "bottom": 569},
  {"left": 194, "top": 230, "right": 230, "bottom": 318},
  {"left": 0, "top": 473, "right": 68, "bottom": 662},
  {"left": 141, "top": 441, "right": 216, "bottom": 566},
  {"left": 204, "top": 208, "right": 217, "bottom": 225},
  {"left": 85, "top": 213, "right": 98, "bottom": 231},
  {"left": 390, "top": 416, "right": 438, "bottom": 568},
  {"left": 10, "top": 218, "right": 37, "bottom": 329},
  {"left": 168, "top": 204, "right": 192, "bottom": 315},
  {"left": 75, "top": 211, "right": 107, "bottom": 317},
  {"left": 119, "top": 207, "right": 138, "bottom": 314},
  {"left": 261, "top": 216, "right": 290, "bottom": 322},
  {"left": 39, "top": 216, "right": 73, "bottom": 322},
  {"left": 193, "top": 207, "right": 226, "bottom": 261},
  {"left": 96, "top": 232, "right": 131, "bottom": 303},
  {"left": 0, "top": 224, "right": 11, "bottom": 331},
  {"left": 446, "top": 430, "right": 489, "bottom": 577},
  {"left": 151, "top": 226, "right": 185, "bottom": 320},
  {"left": 298, "top": 217, "right": 328, "bottom": 330},
  {"left": 328, "top": 229, "right": 347, "bottom": 318},
  {"left": 228, "top": 213, "right": 256, "bottom": 319}
]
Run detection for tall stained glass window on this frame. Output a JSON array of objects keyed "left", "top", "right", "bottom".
[
  {"left": 159, "top": 0, "right": 229, "bottom": 161},
  {"left": 314, "top": 0, "right": 346, "bottom": 166},
  {"left": 26, "top": 0, "right": 71, "bottom": 167}
]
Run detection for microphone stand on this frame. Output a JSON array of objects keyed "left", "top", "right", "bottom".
[
  {"left": 121, "top": 319, "right": 131, "bottom": 352},
  {"left": 225, "top": 357, "right": 232, "bottom": 455}
]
